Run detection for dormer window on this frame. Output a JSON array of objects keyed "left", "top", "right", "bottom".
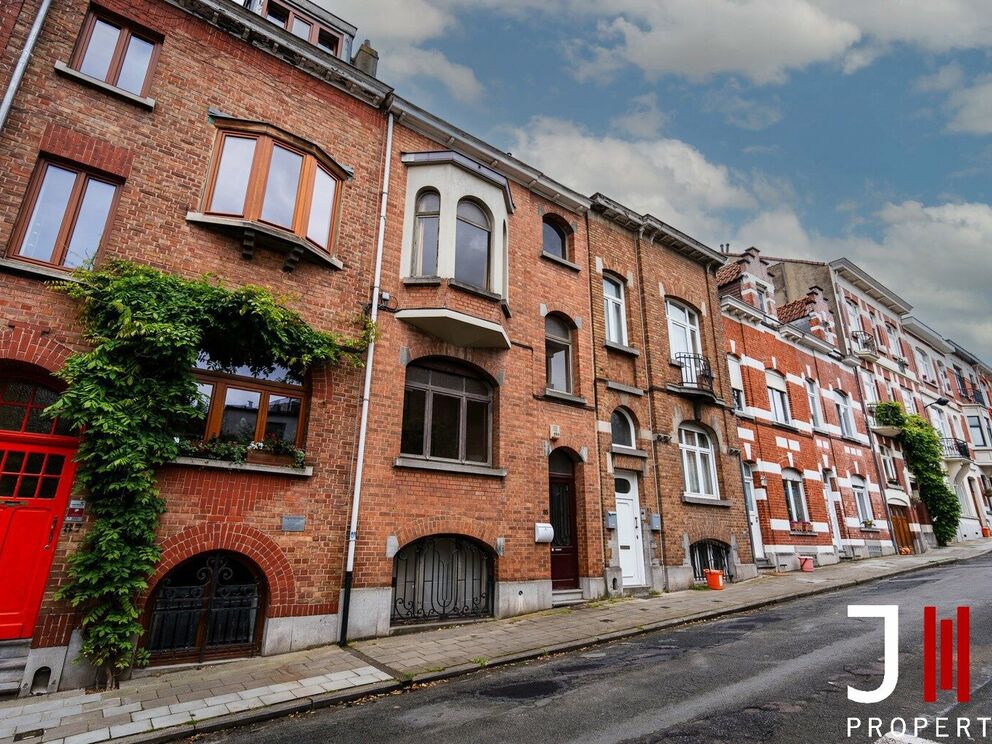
[{"left": 261, "top": 1, "right": 341, "bottom": 56}]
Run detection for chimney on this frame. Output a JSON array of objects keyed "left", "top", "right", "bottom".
[{"left": 352, "top": 39, "right": 379, "bottom": 77}]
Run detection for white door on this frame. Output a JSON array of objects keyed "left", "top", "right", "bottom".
[
  {"left": 741, "top": 463, "right": 764, "bottom": 560},
  {"left": 823, "top": 472, "right": 843, "bottom": 553},
  {"left": 615, "top": 472, "right": 646, "bottom": 586}
]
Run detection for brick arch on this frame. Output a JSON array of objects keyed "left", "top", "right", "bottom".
[
  {"left": 0, "top": 327, "right": 75, "bottom": 374},
  {"left": 394, "top": 516, "right": 499, "bottom": 553},
  {"left": 148, "top": 524, "right": 296, "bottom": 616},
  {"left": 403, "top": 341, "right": 505, "bottom": 385}
]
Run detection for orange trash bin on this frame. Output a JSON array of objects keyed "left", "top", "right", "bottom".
[{"left": 704, "top": 569, "right": 725, "bottom": 590}]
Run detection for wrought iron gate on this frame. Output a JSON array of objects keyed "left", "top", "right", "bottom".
[
  {"left": 147, "top": 552, "right": 263, "bottom": 663},
  {"left": 690, "top": 539, "right": 732, "bottom": 581},
  {"left": 391, "top": 536, "right": 494, "bottom": 625}
]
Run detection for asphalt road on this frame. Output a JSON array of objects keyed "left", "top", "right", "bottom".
[{"left": 197, "top": 554, "right": 992, "bottom": 744}]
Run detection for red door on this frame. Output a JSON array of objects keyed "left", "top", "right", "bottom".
[{"left": 0, "top": 441, "right": 77, "bottom": 640}]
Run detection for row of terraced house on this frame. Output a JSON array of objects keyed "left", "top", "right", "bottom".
[{"left": 0, "top": 0, "right": 989, "bottom": 696}]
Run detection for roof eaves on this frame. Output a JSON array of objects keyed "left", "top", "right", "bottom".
[{"left": 828, "top": 258, "right": 913, "bottom": 314}]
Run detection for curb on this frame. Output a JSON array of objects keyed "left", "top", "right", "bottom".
[{"left": 107, "top": 544, "right": 992, "bottom": 743}]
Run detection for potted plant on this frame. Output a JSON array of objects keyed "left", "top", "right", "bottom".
[
  {"left": 802, "top": 521, "right": 813, "bottom": 533},
  {"left": 861, "top": 519, "right": 875, "bottom": 529},
  {"left": 246, "top": 435, "right": 306, "bottom": 468},
  {"left": 789, "top": 520, "right": 799, "bottom": 531}
]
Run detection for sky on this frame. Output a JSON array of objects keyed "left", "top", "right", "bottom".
[{"left": 324, "top": 0, "right": 992, "bottom": 360}]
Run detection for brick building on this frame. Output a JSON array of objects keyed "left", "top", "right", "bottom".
[{"left": 718, "top": 248, "right": 896, "bottom": 570}]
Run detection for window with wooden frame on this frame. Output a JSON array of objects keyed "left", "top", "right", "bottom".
[
  {"left": 71, "top": 8, "right": 161, "bottom": 97},
  {"left": 544, "top": 314, "right": 574, "bottom": 394},
  {"left": 190, "top": 360, "right": 307, "bottom": 447},
  {"left": 261, "top": 0, "right": 342, "bottom": 56},
  {"left": 9, "top": 159, "right": 121, "bottom": 269},
  {"left": 203, "top": 123, "right": 347, "bottom": 254}
]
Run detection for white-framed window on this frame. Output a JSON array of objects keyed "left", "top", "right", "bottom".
[
  {"left": 766, "top": 372, "right": 790, "bottom": 424},
  {"left": 915, "top": 347, "right": 933, "bottom": 383},
  {"left": 967, "top": 415, "right": 987, "bottom": 448},
  {"left": 603, "top": 275, "right": 628, "bottom": 346},
  {"left": 755, "top": 285, "right": 768, "bottom": 313},
  {"left": 679, "top": 424, "right": 719, "bottom": 499},
  {"left": 879, "top": 444, "right": 898, "bottom": 482},
  {"left": 611, "top": 408, "right": 635, "bottom": 448},
  {"left": 835, "top": 391, "right": 854, "bottom": 437},
  {"left": 454, "top": 199, "right": 492, "bottom": 290},
  {"left": 806, "top": 379, "right": 822, "bottom": 428},
  {"left": 728, "top": 356, "right": 746, "bottom": 412},
  {"left": 782, "top": 469, "right": 808, "bottom": 523},
  {"left": 900, "top": 387, "right": 915, "bottom": 414},
  {"left": 411, "top": 188, "right": 440, "bottom": 277},
  {"left": 741, "top": 461, "right": 755, "bottom": 508},
  {"left": 666, "top": 299, "right": 701, "bottom": 360},
  {"left": 852, "top": 476, "right": 873, "bottom": 524}
]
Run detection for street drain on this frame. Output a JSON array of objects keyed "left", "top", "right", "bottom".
[{"left": 479, "top": 680, "right": 564, "bottom": 699}]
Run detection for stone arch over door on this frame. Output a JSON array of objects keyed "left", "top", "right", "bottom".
[
  {"left": 394, "top": 516, "right": 499, "bottom": 554},
  {"left": 0, "top": 328, "right": 74, "bottom": 375}
]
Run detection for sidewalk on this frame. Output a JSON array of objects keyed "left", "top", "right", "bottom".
[{"left": 2, "top": 540, "right": 989, "bottom": 744}]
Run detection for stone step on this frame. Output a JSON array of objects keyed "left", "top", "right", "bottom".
[
  {"left": 0, "top": 680, "right": 19, "bottom": 697},
  {"left": 0, "top": 640, "right": 30, "bottom": 660},
  {"left": 551, "top": 589, "right": 585, "bottom": 607}
]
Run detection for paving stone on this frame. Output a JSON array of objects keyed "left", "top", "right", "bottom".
[
  {"left": 258, "top": 691, "right": 295, "bottom": 706},
  {"left": 149, "top": 712, "right": 193, "bottom": 730},
  {"left": 189, "top": 705, "right": 229, "bottom": 721},
  {"left": 224, "top": 698, "right": 266, "bottom": 714},
  {"left": 202, "top": 693, "right": 243, "bottom": 706},
  {"left": 107, "top": 721, "right": 152, "bottom": 738},
  {"left": 62, "top": 729, "right": 110, "bottom": 744}
]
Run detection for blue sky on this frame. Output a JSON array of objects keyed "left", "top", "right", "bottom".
[{"left": 326, "top": 0, "right": 992, "bottom": 359}]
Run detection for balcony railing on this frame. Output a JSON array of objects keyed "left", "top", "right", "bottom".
[
  {"left": 959, "top": 382, "right": 987, "bottom": 406},
  {"left": 851, "top": 331, "right": 879, "bottom": 359},
  {"left": 941, "top": 437, "right": 971, "bottom": 460},
  {"left": 674, "top": 353, "right": 715, "bottom": 394}
]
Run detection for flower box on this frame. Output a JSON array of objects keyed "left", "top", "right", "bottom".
[{"left": 246, "top": 450, "right": 296, "bottom": 467}]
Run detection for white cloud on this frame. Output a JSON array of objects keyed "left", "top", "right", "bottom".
[
  {"left": 946, "top": 76, "right": 992, "bottom": 135},
  {"left": 510, "top": 116, "right": 754, "bottom": 239},
  {"left": 608, "top": 93, "right": 667, "bottom": 138},
  {"left": 380, "top": 46, "right": 482, "bottom": 103},
  {"left": 735, "top": 201, "right": 992, "bottom": 359},
  {"left": 915, "top": 63, "right": 965, "bottom": 93},
  {"left": 703, "top": 84, "right": 782, "bottom": 130}
]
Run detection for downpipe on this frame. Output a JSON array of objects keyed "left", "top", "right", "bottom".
[
  {"left": 0, "top": 0, "right": 54, "bottom": 132},
  {"left": 339, "top": 111, "right": 393, "bottom": 645}
]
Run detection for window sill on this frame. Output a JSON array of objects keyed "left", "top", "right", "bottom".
[
  {"left": 542, "top": 388, "right": 588, "bottom": 406},
  {"left": 402, "top": 275, "right": 442, "bottom": 287},
  {"left": 0, "top": 256, "right": 80, "bottom": 282},
  {"left": 681, "top": 494, "right": 731, "bottom": 507},
  {"left": 840, "top": 434, "right": 866, "bottom": 444},
  {"left": 540, "top": 251, "right": 581, "bottom": 272},
  {"left": 394, "top": 456, "right": 506, "bottom": 478},
  {"left": 606, "top": 381, "right": 644, "bottom": 396},
  {"left": 54, "top": 61, "right": 156, "bottom": 110},
  {"left": 171, "top": 456, "right": 313, "bottom": 477},
  {"left": 788, "top": 531, "right": 818, "bottom": 537},
  {"left": 733, "top": 409, "right": 755, "bottom": 420},
  {"left": 859, "top": 527, "right": 882, "bottom": 533},
  {"left": 812, "top": 426, "right": 831, "bottom": 436},
  {"left": 604, "top": 340, "right": 640, "bottom": 357},
  {"left": 611, "top": 445, "right": 648, "bottom": 459},
  {"left": 186, "top": 212, "right": 343, "bottom": 272},
  {"left": 769, "top": 420, "right": 801, "bottom": 433},
  {"left": 448, "top": 278, "right": 503, "bottom": 302}
]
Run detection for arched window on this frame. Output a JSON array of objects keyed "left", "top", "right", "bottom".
[
  {"left": 454, "top": 199, "right": 491, "bottom": 290},
  {"left": 603, "top": 275, "right": 627, "bottom": 345},
  {"left": 392, "top": 536, "right": 494, "bottom": 624},
  {"left": 611, "top": 408, "right": 635, "bottom": 448},
  {"left": 0, "top": 377, "right": 71, "bottom": 436},
  {"left": 411, "top": 189, "right": 440, "bottom": 276},
  {"left": 666, "top": 300, "right": 700, "bottom": 359},
  {"left": 852, "top": 475, "right": 873, "bottom": 525},
  {"left": 545, "top": 315, "right": 573, "bottom": 393},
  {"left": 542, "top": 216, "right": 568, "bottom": 259},
  {"left": 400, "top": 361, "right": 492, "bottom": 465},
  {"left": 782, "top": 469, "right": 808, "bottom": 523},
  {"left": 679, "top": 424, "right": 719, "bottom": 499}
]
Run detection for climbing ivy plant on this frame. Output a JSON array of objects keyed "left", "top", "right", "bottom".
[
  {"left": 872, "top": 401, "right": 961, "bottom": 545},
  {"left": 46, "top": 261, "right": 373, "bottom": 688}
]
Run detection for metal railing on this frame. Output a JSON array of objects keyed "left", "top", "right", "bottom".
[
  {"left": 959, "top": 382, "right": 987, "bottom": 406},
  {"left": 941, "top": 437, "right": 971, "bottom": 460},
  {"left": 674, "top": 353, "right": 714, "bottom": 393},
  {"left": 851, "top": 331, "right": 878, "bottom": 357}
]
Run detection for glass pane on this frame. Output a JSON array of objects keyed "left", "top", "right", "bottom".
[
  {"left": 38, "top": 477, "right": 59, "bottom": 499},
  {"left": 306, "top": 167, "right": 336, "bottom": 248},
  {"left": 614, "top": 478, "right": 630, "bottom": 494},
  {"left": 33, "top": 386, "right": 58, "bottom": 406},
  {"left": 405, "top": 365, "right": 430, "bottom": 385},
  {"left": 430, "top": 370, "right": 463, "bottom": 391},
  {"left": 543, "top": 221, "right": 565, "bottom": 257},
  {"left": 190, "top": 382, "right": 213, "bottom": 434},
  {"left": 464, "top": 378, "right": 488, "bottom": 396},
  {"left": 4, "top": 452, "right": 25, "bottom": 472},
  {"left": 609, "top": 302, "right": 624, "bottom": 343},
  {"left": 400, "top": 388, "right": 426, "bottom": 456},
  {"left": 0, "top": 406, "right": 25, "bottom": 432},
  {"left": 546, "top": 341, "right": 569, "bottom": 392},
  {"left": 611, "top": 411, "right": 632, "bottom": 447},
  {"left": 0, "top": 475, "right": 15, "bottom": 497},
  {"left": 209, "top": 137, "right": 256, "bottom": 215},
  {"left": 465, "top": 400, "right": 488, "bottom": 463},
  {"left": 266, "top": 3, "right": 289, "bottom": 26},
  {"left": 24, "top": 453, "right": 45, "bottom": 474},
  {"left": 260, "top": 145, "right": 303, "bottom": 228},
  {"left": 456, "top": 200, "right": 487, "bottom": 227},
  {"left": 220, "top": 388, "right": 261, "bottom": 441},
  {"left": 79, "top": 19, "right": 121, "bottom": 81},
  {"left": 429, "top": 393, "right": 460, "bottom": 460},
  {"left": 454, "top": 219, "right": 490, "bottom": 289},
  {"left": 415, "top": 215, "right": 439, "bottom": 275},
  {"left": 44, "top": 455, "right": 65, "bottom": 475},
  {"left": 685, "top": 452, "right": 700, "bottom": 493},
  {"left": 316, "top": 29, "right": 338, "bottom": 55},
  {"left": 17, "top": 476, "right": 39, "bottom": 498},
  {"left": 699, "top": 451, "right": 713, "bottom": 494},
  {"left": 264, "top": 395, "right": 300, "bottom": 442},
  {"left": 417, "top": 191, "right": 440, "bottom": 212},
  {"left": 64, "top": 178, "right": 116, "bottom": 268},
  {"left": 19, "top": 164, "right": 76, "bottom": 263},
  {"left": 117, "top": 34, "right": 155, "bottom": 94},
  {"left": 549, "top": 450, "right": 573, "bottom": 475},
  {"left": 290, "top": 16, "right": 311, "bottom": 39},
  {"left": 4, "top": 382, "right": 33, "bottom": 403},
  {"left": 603, "top": 278, "right": 620, "bottom": 299},
  {"left": 545, "top": 315, "right": 569, "bottom": 339}
]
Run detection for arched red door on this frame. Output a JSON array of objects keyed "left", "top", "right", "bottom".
[{"left": 0, "top": 375, "right": 77, "bottom": 640}]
